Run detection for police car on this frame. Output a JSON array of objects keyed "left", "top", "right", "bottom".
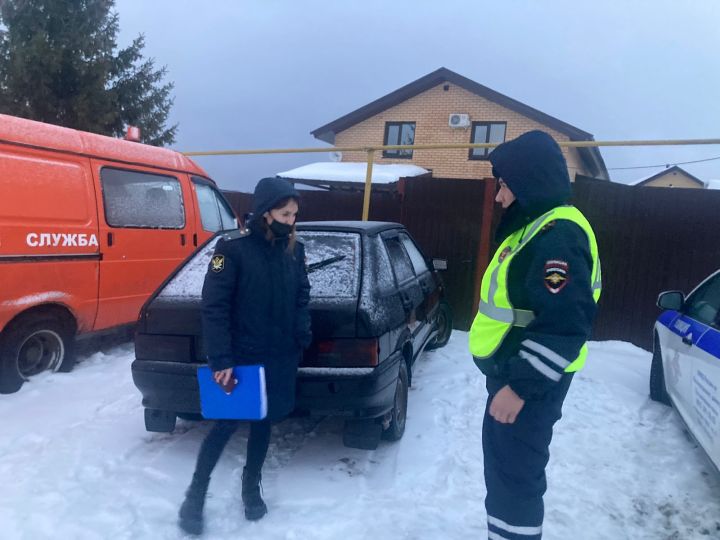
[{"left": 652, "top": 269, "right": 720, "bottom": 472}]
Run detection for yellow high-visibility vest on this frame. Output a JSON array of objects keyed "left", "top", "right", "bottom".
[{"left": 468, "top": 205, "right": 601, "bottom": 372}]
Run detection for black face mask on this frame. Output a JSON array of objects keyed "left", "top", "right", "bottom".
[{"left": 269, "top": 220, "right": 293, "bottom": 237}]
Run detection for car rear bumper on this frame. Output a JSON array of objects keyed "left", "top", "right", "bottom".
[
  {"left": 295, "top": 352, "right": 401, "bottom": 419},
  {"left": 131, "top": 353, "right": 402, "bottom": 419},
  {"left": 131, "top": 360, "right": 202, "bottom": 414}
]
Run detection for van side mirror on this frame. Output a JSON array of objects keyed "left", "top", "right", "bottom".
[
  {"left": 657, "top": 291, "right": 684, "bottom": 311},
  {"left": 432, "top": 258, "right": 448, "bottom": 271}
]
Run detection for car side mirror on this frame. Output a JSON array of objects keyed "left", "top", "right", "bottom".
[
  {"left": 431, "top": 258, "right": 447, "bottom": 271},
  {"left": 657, "top": 291, "right": 684, "bottom": 311}
]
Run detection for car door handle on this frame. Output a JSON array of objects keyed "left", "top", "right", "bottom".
[{"left": 682, "top": 335, "right": 693, "bottom": 346}]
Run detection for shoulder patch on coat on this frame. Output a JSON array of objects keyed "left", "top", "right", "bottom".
[
  {"left": 210, "top": 255, "right": 225, "bottom": 273},
  {"left": 223, "top": 228, "right": 251, "bottom": 241},
  {"left": 544, "top": 259, "right": 569, "bottom": 294}
]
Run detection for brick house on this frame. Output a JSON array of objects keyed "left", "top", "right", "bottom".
[
  {"left": 311, "top": 67, "right": 608, "bottom": 181},
  {"left": 632, "top": 165, "right": 705, "bottom": 188}
]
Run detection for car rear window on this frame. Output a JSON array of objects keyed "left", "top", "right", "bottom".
[
  {"left": 297, "top": 231, "right": 361, "bottom": 298},
  {"left": 158, "top": 231, "right": 361, "bottom": 300}
]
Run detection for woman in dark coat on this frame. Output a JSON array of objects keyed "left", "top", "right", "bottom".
[{"left": 179, "top": 177, "right": 312, "bottom": 535}]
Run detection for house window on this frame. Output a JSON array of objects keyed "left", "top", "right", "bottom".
[
  {"left": 469, "top": 122, "right": 506, "bottom": 160},
  {"left": 383, "top": 122, "right": 416, "bottom": 159}
]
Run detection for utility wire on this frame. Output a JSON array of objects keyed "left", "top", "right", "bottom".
[
  {"left": 568, "top": 154, "right": 720, "bottom": 172},
  {"left": 607, "top": 154, "right": 720, "bottom": 171}
]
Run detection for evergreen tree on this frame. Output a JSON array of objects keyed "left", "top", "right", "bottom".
[{"left": 0, "top": 0, "right": 176, "bottom": 146}]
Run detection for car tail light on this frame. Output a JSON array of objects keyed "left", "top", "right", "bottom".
[{"left": 303, "top": 338, "right": 379, "bottom": 368}]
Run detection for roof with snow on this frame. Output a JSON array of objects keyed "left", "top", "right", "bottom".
[
  {"left": 631, "top": 165, "right": 705, "bottom": 187},
  {"left": 277, "top": 162, "right": 430, "bottom": 190}
]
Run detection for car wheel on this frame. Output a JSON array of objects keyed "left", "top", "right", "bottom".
[
  {"left": 426, "top": 301, "right": 453, "bottom": 351},
  {"left": 0, "top": 313, "right": 75, "bottom": 394},
  {"left": 649, "top": 333, "right": 671, "bottom": 406},
  {"left": 144, "top": 408, "right": 177, "bottom": 432},
  {"left": 382, "top": 361, "right": 409, "bottom": 442}
]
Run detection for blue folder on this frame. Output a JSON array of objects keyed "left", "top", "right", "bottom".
[{"left": 197, "top": 365, "right": 267, "bottom": 420}]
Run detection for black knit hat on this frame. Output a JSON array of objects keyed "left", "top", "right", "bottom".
[{"left": 253, "top": 177, "right": 300, "bottom": 216}]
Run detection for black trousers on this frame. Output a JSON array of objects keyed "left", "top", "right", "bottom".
[
  {"left": 483, "top": 374, "right": 573, "bottom": 540},
  {"left": 193, "top": 419, "right": 272, "bottom": 481}
]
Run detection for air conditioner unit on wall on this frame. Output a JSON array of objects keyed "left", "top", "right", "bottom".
[{"left": 448, "top": 113, "right": 470, "bottom": 128}]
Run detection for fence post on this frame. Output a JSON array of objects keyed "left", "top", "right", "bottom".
[{"left": 362, "top": 149, "right": 375, "bottom": 221}]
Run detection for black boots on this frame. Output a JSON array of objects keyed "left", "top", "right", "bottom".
[
  {"left": 178, "top": 467, "right": 266, "bottom": 534},
  {"left": 178, "top": 473, "right": 210, "bottom": 535},
  {"left": 242, "top": 466, "right": 268, "bottom": 521}
]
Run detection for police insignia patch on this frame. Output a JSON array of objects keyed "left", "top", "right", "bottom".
[
  {"left": 544, "top": 260, "right": 569, "bottom": 294},
  {"left": 211, "top": 255, "right": 225, "bottom": 273}
]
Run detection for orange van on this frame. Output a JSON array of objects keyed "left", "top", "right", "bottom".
[{"left": 0, "top": 114, "right": 238, "bottom": 393}]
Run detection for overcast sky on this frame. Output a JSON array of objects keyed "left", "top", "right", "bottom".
[{"left": 115, "top": 0, "right": 720, "bottom": 192}]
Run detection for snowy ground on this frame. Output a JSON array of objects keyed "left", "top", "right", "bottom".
[{"left": 1, "top": 333, "right": 719, "bottom": 540}]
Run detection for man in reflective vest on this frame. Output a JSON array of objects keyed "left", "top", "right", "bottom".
[{"left": 469, "top": 130, "right": 601, "bottom": 540}]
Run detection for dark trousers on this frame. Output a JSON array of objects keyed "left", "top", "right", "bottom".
[
  {"left": 193, "top": 419, "right": 272, "bottom": 481},
  {"left": 482, "top": 374, "right": 573, "bottom": 540}
]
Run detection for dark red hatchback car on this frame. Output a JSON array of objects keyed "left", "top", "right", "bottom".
[{"left": 131, "top": 221, "right": 452, "bottom": 449}]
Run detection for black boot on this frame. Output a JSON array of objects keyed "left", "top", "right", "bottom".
[
  {"left": 178, "top": 473, "right": 210, "bottom": 535},
  {"left": 242, "top": 466, "right": 268, "bottom": 521}
]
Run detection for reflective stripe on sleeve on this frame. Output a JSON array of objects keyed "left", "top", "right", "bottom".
[
  {"left": 519, "top": 350, "right": 562, "bottom": 382},
  {"left": 521, "top": 339, "right": 571, "bottom": 369}
]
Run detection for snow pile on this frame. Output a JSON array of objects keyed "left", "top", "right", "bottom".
[
  {"left": 277, "top": 162, "right": 429, "bottom": 185},
  {"left": 1, "top": 334, "right": 719, "bottom": 539}
]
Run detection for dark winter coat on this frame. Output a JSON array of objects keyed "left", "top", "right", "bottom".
[
  {"left": 483, "top": 130, "right": 598, "bottom": 400},
  {"left": 201, "top": 217, "right": 312, "bottom": 421}
]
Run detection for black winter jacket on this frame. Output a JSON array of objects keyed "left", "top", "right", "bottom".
[
  {"left": 483, "top": 131, "right": 598, "bottom": 400},
  {"left": 201, "top": 218, "right": 312, "bottom": 420}
]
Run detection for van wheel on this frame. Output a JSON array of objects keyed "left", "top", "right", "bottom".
[
  {"left": 382, "top": 361, "right": 409, "bottom": 442},
  {"left": 650, "top": 334, "right": 671, "bottom": 406},
  {"left": 426, "top": 302, "right": 453, "bottom": 351},
  {"left": 0, "top": 314, "right": 75, "bottom": 394}
]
